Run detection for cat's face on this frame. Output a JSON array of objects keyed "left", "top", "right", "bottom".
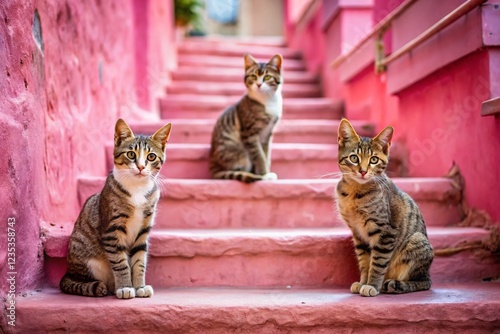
[
  {"left": 113, "top": 119, "right": 172, "bottom": 183},
  {"left": 337, "top": 119, "right": 393, "bottom": 184},
  {"left": 244, "top": 53, "right": 282, "bottom": 96}
]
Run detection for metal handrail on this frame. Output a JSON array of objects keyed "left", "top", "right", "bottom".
[
  {"left": 330, "top": 0, "right": 417, "bottom": 69},
  {"left": 378, "top": 0, "right": 486, "bottom": 70},
  {"left": 330, "top": 0, "right": 487, "bottom": 73}
]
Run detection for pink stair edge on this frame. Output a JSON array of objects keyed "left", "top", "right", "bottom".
[
  {"left": 159, "top": 96, "right": 344, "bottom": 120},
  {"left": 105, "top": 142, "right": 339, "bottom": 179},
  {"left": 10, "top": 283, "right": 500, "bottom": 333},
  {"left": 166, "top": 82, "right": 321, "bottom": 98},
  {"left": 126, "top": 119, "right": 374, "bottom": 144},
  {"left": 77, "top": 178, "right": 462, "bottom": 229},
  {"left": 42, "top": 225, "right": 499, "bottom": 288}
]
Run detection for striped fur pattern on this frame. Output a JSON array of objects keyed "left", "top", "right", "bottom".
[
  {"left": 335, "top": 119, "right": 433, "bottom": 297},
  {"left": 209, "top": 53, "right": 283, "bottom": 183},
  {"left": 60, "top": 119, "right": 172, "bottom": 298}
]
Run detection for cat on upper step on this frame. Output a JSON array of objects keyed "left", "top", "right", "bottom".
[
  {"left": 209, "top": 53, "right": 283, "bottom": 183},
  {"left": 335, "top": 118, "right": 433, "bottom": 297},
  {"left": 60, "top": 119, "right": 172, "bottom": 298}
]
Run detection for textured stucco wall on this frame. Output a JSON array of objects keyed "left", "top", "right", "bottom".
[
  {"left": 397, "top": 50, "right": 500, "bottom": 223},
  {"left": 133, "top": 0, "right": 176, "bottom": 113},
  {"left": 0, "top": 0, "right": 138, "bottom": 293}
]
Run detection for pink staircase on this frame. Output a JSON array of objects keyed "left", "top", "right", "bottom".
[{"left": 17, "top": 37, "right": 500, "bottom": 333}]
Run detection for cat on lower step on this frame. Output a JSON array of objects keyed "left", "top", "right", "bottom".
[
  {"left": 335, "top": 118, "right": 433, "bottom": 297},
  {"left": 209, "top": 53, "right": 283, "bottom": 183},
  {"left": 60, "top": 119, "right": 172, "bottom": 298}
]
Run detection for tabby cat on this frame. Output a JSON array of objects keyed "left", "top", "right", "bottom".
[
  {"left": 336, "top": 119, "right": 433, "bottom": 297},
  {"left": 60, "top": 119, "right": 172, "bottom": 298},
  {"left": 209, "top": 53, "right": 283, "bottom": 183}
]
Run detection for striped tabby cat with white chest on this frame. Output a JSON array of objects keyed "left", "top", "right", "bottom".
[
  {"left": 209, "top": 53, "right": 283, "bottom": 182},
  {"left": 336, "top": 119, "right": 433, "bottom": 297},
  {"left": 60, "top": 119, "right": 172, "bottom": 298}
]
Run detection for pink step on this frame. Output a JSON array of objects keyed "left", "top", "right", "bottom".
[
  {"left": 184, "top": 36, "right": 287, "bottom": 47},
  {"left": 43, "top": 225, "right": 498, "bottom": 288},
  {"left": 124, "top": 119, "right": 375, "bottom": 144},
  {"left": 178, "top": 42, "right": 301, "bottom": 59},
  {"left": 13, "top": 284, "right": 500, "bottom": 333},
  {"left": 160, "top": 96, "right": 344, "bottom": 120},
  {"left": 178, "top": 55, "right": 306, "bottom": 71},
  {"left": 172, "top": 67, "right": 319, "bottom": 84},
  {"left": 77, "top": 178, "right": 462, "bottom": 228},
  {"left": 166, "top": 81, "right": 321, "bottom": 98},
  {"left": 105, "top": 143, "right": 336, "bottom": 179}
]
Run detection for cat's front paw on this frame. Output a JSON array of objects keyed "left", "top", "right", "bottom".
[
  {"left": 350, "top": 282, "right": 363, "bottom": 294},
  {"left": 136, "top": 285, "right": 154, "bottom": 298},
  {"left": 263, "top": 172, "right": 278, "bottom": 181},
  {"left": 116, "top": 287, "right": 135, "bottom": 299},
  {"left": 359, "top": 285, "right": 379, "bottom": 297}
]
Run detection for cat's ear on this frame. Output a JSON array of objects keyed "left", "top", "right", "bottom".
[
  {"left": 373, "top": 126, "right": 394, "bottom": 154},
  {"left": 152, "top": 123, "right": 172, "bottom": 151},
  {"left": 338, "top": 118, "right": 360, "bottom": 146},
  {"left": 114, "top": 119, "right": 135, "bottom": 146},
  {"left": 268, "top": 54, "right": 282, "bottom": 72},
  {"left": 244, "top": 54, "right": 258, "bottom": 70}
]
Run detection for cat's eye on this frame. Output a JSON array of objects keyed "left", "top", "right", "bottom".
[
  {"left": 349, "top": 155, "right": 359, "bottom": 163},
  {"left": 249, "top": 74, "right": 258, "bottom": 80},
  {"left": 264, "top": 75, "right": 272, "bottom": 81},
  {"left": 370, "top": 156, "right": 379, "bottom": 164},
  {"left": 126, "top": 151, "right": 136, "bottom": 160},
  {"left": 147, "top": 153, "right": 157, "bottom": 161}
]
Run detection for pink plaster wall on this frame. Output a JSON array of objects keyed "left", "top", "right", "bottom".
[
  {"left": 133, "top": 0, "right": 176, "bottom": 114},
  {"left": 343, "top": 67, "right": 399, "bottom": 129},
  {"left": 285, "top": 0, "right": 374, "bottom": 101},
  {"left": 395, "top": 50, "right": 500, "bottom": 223},
  {"left": 0, "top": 0, "right": 47, "bottom": 295},
  {"left": 286, "top": 2, "right": 326, "bottom": 75},
  {"left": 1, "top": 0, "right": 175, "bottom": 293}
]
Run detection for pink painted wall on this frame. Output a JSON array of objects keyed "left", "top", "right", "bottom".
[
  {"left": 285, "top": 0, "right": 374, "bottom": 101},
  {"left": 0, "top": 0, "right": 176, "bottom": 293},
  {"left": 133, "top": 0, "right": 176, "bottom": 115},
  {"left": 286, "top": 1, "right": 326, "bottom": 75},
  {"left": 0, "top": 1, "right": 47, "bottom": 295},
  {"left": 395, "top": 50, "right": 500, "bottom": 222}
]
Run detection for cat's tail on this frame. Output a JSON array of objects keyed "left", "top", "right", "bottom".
[
  {"left": 382, "top": 279, "right": 432, "bottom": 294},
  {"left": 212, "top": 171, "right": 265, "bottom": 183},
  {"left": 60, "top": 273, "right": 108, "bottom": 297}
]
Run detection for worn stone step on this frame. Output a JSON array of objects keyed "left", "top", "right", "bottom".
[
  {"left": 14, "top": 284, "right": 500, "bottom": 333},
  {"left": 106, "top": 142, "right": 337, "bottom": 179},
  {"left": 178, "top": 55, "right": 306, "bottom": 71},
  {"left": 125, "top": 119, "right": 375, "bottom": 144},
  {"left": 183, "top": 36, "right": 287, "bottom": 47},
  {"left": 43, "top": 225, "right": 498, "bottom": 289},
  {"left": 178, "top": 42, "right": 301, "bottom": 59},
  {"left": 166, "top": 81, "right": 322, "bottom": 98},
  {"left": 160, "top": 96, "right": 344, "bottom": 120},
  {"left": 77, "top": 178, "right": 462, "bottom": 229},
  {"left": 172, "top": 67, "right": 319, "bottom": 84}
]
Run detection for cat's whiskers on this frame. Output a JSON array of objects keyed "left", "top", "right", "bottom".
[
  {"left": 151, "top": 173, "right": 170, "bottom": 193},
  {"left": 373, "top": 175, "right": 391, "bottom": 193},
  {"left": 317, "top": 171, "right": 349, "bottom": 179}
]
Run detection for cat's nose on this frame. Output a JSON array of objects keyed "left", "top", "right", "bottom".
[
  {"left": 256, "top": 83, "right": 262, "bottom": 88},
  {"left": 137, "top": 165, "right": 145, "bottom": 172},
  {"left": 360, "top": 171, "right": 367, "bottom": 177}
]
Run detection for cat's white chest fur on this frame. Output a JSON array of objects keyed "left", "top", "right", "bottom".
[
  {"left": 264, "top": 94, "right": 283, "bottom": 118},
  {"left": 248, "top": 86, "right": 283, "bottom": 118},
  {"left": 249, "top": 88, "right": 283, "bottom": 143},
  {"left": 113, "top": 168, "right": 155, "bottom": 247}
]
